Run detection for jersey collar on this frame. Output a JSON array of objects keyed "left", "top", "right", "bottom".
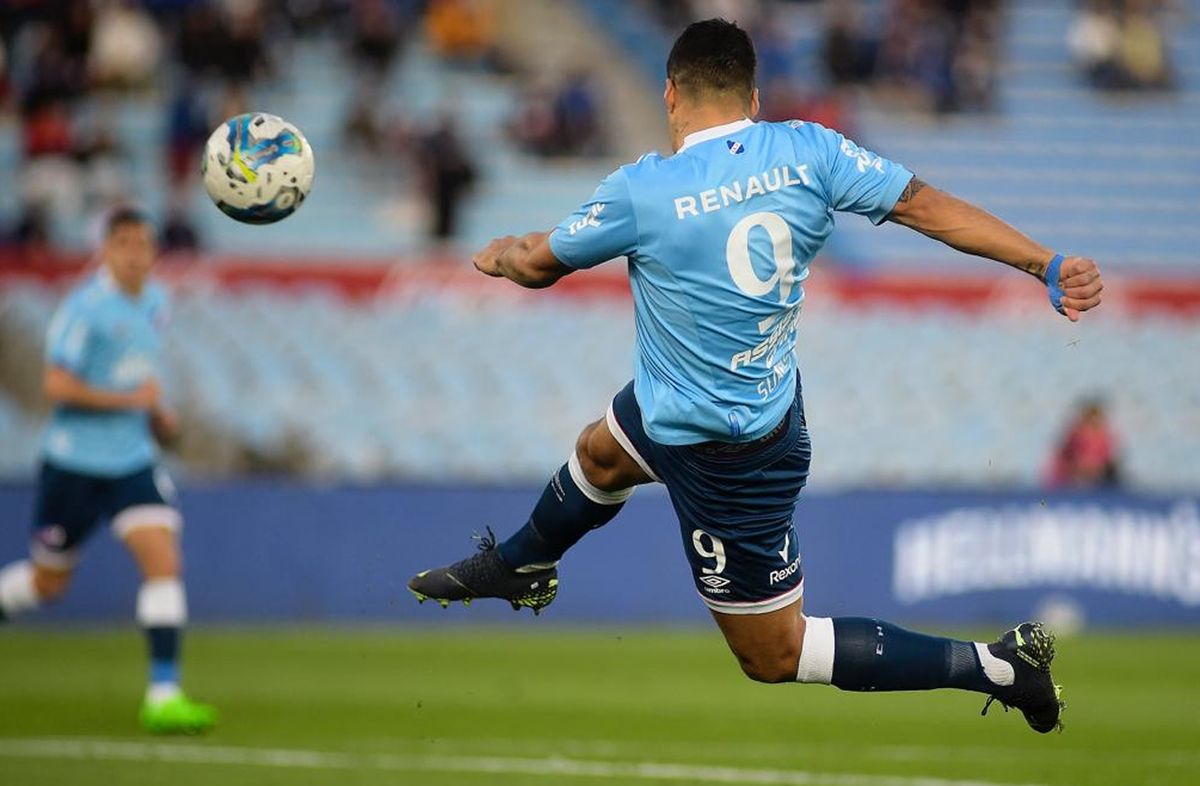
[
  {"left": 97, "top": 266, "right": 119, "bottom": 293},
  {"left": 678, "top": 118, "right": 755, "bottom": 153}
]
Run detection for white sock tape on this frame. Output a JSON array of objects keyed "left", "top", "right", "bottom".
[
  {"left": 0, "top": 560, "right": 40, "bottom": 617},
  {"left": 567, "top": 452, "right": 634, "bottom": 506},
  {"left": 796, "top": 615, "right": 835, "bottom": 684},
  {"left": 137, "top": 578, "right": 187, "bottom": 627}
]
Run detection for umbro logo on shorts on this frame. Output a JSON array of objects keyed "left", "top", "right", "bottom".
[{"left": 700, "top": 575, "right": 731, "bottom": 589}]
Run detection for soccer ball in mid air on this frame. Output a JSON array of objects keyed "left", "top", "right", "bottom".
[{"left": 201, "top": 113, "right": 315, "bottom": 225}]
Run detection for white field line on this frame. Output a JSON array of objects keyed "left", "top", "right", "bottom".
[
  {"left": 0, "top": 737, "right": 1049, "bottom": 786},
  {"left": 350, "top": 735, "right": 1200, "bottom": 769}
]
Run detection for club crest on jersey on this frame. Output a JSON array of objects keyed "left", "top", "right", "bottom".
[{"left": 726, "top": 140, "right": 745, "bottom": 154}]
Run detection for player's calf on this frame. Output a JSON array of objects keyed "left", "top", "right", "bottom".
[
  {"left": 32, "top": 564, "right": 72, "bottom": 603},
  {"left": 0, "top": 560, "right": 73, "bottom": 621},
  {"left": 712, "top": 598, "right": 805, "bottom": 684},
  {"left": 734, "top": 639, "right": 803, "bottom": 684},
  {"left": 410, "top": 416, "right": 651, "bottom": 613}
]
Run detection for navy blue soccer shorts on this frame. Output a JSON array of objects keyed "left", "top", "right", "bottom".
[
  {"left": 30, "top": 461, "right": 181, "bottom": 570},
  {"left": 606, "top": 378, "right": 812, "bottom": 615}
]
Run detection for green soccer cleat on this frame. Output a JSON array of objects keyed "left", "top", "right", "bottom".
[{"left": 139, "top": 693, "right": 219, "bottom": 735}]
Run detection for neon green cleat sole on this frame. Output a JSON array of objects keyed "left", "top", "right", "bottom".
[{"left": 139, "top": 694, "right": 219, "bottom": 735}]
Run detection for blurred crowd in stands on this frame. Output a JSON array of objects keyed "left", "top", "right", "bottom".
[
  {"left": 1068, "top": 0, "right": 1175, "bottom": 92},
  {"left": 651, "top": 0, "right": 1004, "bottom": 119},
  {"left": 0, "top": 0, "right": 1185, "bottom": 253},
  {"left": 0, "top": 0, "right": 608, "bottom": 252},
  {"left": 652, "top": 0, "right": 1177, "bottom": 123}
]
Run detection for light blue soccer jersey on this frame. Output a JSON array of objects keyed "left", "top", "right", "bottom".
[
  {"left": 550, "top": 118, "right": 913, "bottom": 445},
  {"left": 42, "top": 270, "right": 168, "bottom": 476}
]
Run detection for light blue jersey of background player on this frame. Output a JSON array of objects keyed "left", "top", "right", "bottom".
[
  {"left": 43, "top": 269, "right": 169, "bottom": 475},
  {"left": 549, "top": 118, "right": 913, "bottom": 444}
]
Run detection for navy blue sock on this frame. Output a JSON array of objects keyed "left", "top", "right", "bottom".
[
  {"left": 498, "top": 459, "right": 630, "bottom": 569},
  {"left": 830, "top": 617, "right": 994, "bottom": 693},
  {"left": 146, "top": 626, "right": 181, "bottom": 685}
]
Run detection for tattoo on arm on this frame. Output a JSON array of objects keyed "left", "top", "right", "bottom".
[{"left": 896, "top": 177, "right": 928, "bottom": 204}]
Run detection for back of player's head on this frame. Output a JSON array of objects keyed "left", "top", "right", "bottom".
[
  {"left": 105, "top": 206, "right": 151, "bottom": 238},
  {"left": 666, "top": 19, "right": 756, "bottom": 102}
]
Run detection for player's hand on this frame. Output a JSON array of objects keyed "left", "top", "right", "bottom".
[
  {"left": 128, "top": 379, "right": 161, "bottom": 411},
  {"left": 472, "top": 236, "right": 518, "bottom": 277},
  {"left": 151, "top": 404, "right": 181, "bottom": 446},
  {"left": 1053, "top": 256, "right": 1103, "bottom": 322}
]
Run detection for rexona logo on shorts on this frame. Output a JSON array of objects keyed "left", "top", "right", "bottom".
[{"left": 770, "top": 554, "right": 802, "bottom": 585}]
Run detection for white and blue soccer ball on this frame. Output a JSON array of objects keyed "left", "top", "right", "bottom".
[{"left": 201, "top": 113, "right": 315, "bottom": 225}]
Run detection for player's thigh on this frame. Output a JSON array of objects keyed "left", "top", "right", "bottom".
[
  {"left": 670, "top": 441, "right": 809, "bottom": 617},
  {"left": 668, "top": 418, "right": 812, "bottom": 679},
  {"left": 122, "top": 526, "right": 180, "bottom": 578},
  {"left": 576, "top": 416, "right": 656, "bottom": 491},
  {"left": 594, "top": 380, "right": 663, "bottom": 489},
  {"left": 107, "top": 466, "right": 183, "bottom": 579},
  {"left": 710, "top": 595, "right": 806, "bottom": 683},
  {"left": 30, "top": 462, "right": 106, "bottom": 575}
]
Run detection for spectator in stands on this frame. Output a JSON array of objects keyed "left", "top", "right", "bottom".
[
  {"left": 1068, "top": 0, "right": 1173, "bottom": 91},
  {"left": 425, "top": 0, "right": 508, "bottom": 71},
  {"left": 1068, "top": 0, "right": 1123, "bottom": 88},
  {"left": 417, "top": 112, "right": 477, "bottom": 244},
  {"left": 822, "top": 1, "right": 877, "bottom": 86},
  {"left": 175, "top": 3, "right": 229, "bottom": 78},
  {"left": 341, "top": 85, "right": 389, "bottom": 159},
  {"left": 217, "top": 2, "right": 273, "bottom": 84},
  {"left": 88, "top": 0, "right": 162, "bottom": 91},
  {"left": 161, "top": 201, "right": 202, "bottom": 254},
  {"left": 760, "top": 78, "right": 857, "bottom": 139},
  {"left": 349, "top": 0, "right": 406, "bottom": 77},
  {"left": 1046, "top": 398, "right": 1123, "bottom": 489},
  {"left": 0, "top": 35, "right": 9, "bottom": 109},
  {"left": 509, "top": 72, "right": 607, "bottom": 158},
  {"left": 1116, "top": 0, "right": 1172, "bottom": 89},
  {"left": 507, "top": 82, "right": 559, "bottom": 157},
  {"left": 554, "top": 69, "right": 605, "bottom": 157},
  {"left": 164, "top": 77, "right": 210, "bottom": 191},
  {"left": 10, "top": 207, "right": 52, "bottom": 258}
]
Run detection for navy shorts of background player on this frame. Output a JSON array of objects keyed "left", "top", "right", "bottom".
[{"left": 31, "top": 461, "right": 178, "bottom": 570}]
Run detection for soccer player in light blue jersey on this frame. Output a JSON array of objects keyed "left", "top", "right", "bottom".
[
  {"left": 0, "top": 208, "right": 217, "bottom": 734},
  {"left": 411, "top": 20, "right": 1104, "bottom": 733}
]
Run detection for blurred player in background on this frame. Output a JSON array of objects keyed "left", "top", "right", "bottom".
[
  {"left": 0, "top": 208, "right": 216, "bottom": 735},
  {"left": 410, "top": 19, "right": 1103, "bottom": 734}
]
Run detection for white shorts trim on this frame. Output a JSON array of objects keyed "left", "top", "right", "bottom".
[
  {"left": 29, "top": 542, "right": 79, "bottom": 571},
  {"left": 566, "top": 452, "right": 634, "bottom": 505},
  {"left": 111, "top": 505, "right": 182, "bottom": 540},
  {"left": 605, "top": 402, "right": 662, "bottom": 483},
  {"left": 702, "top": 578, "right": 805, "bottom": 616}
]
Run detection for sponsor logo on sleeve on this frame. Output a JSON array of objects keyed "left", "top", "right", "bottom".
[{"left": 568, "top": 203, "right": 605, "bottom": 235}]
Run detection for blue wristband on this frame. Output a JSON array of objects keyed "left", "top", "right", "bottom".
[{"left": 1045, "top": 254, "right": 1066, "bottom": 314}]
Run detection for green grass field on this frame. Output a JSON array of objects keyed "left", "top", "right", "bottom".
[{"left": 1, "top": 626, "right": 1197, "bottom": 786}]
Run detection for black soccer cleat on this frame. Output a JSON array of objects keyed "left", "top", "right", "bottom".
[
  {"left": 980, "top": 622, "right": 1065, "bottom": 733},
  {"left": 407, "top": 528, "right": 558, "bottom": 615}
]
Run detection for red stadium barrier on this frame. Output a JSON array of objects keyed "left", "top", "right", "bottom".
[{"left": 2, "top": 250, "right": 1198, "bottom": 316}]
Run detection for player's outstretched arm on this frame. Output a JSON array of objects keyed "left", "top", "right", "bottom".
[
  {"left": 886, "top": 177, "right": 1103, "bottom": 321},
  {"left": 43, "top": 366, "right": 159, "bottom": 411},
  {"left": 472, "top": 231, "right": 574, "bottom": 289}
]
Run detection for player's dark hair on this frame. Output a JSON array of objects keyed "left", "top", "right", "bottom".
[
  {"left": 666, "top": 18, "right": 756, "bottom": 100},
  {"left": 105, "top": 206, "right": 150, "bottom": 236}
]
